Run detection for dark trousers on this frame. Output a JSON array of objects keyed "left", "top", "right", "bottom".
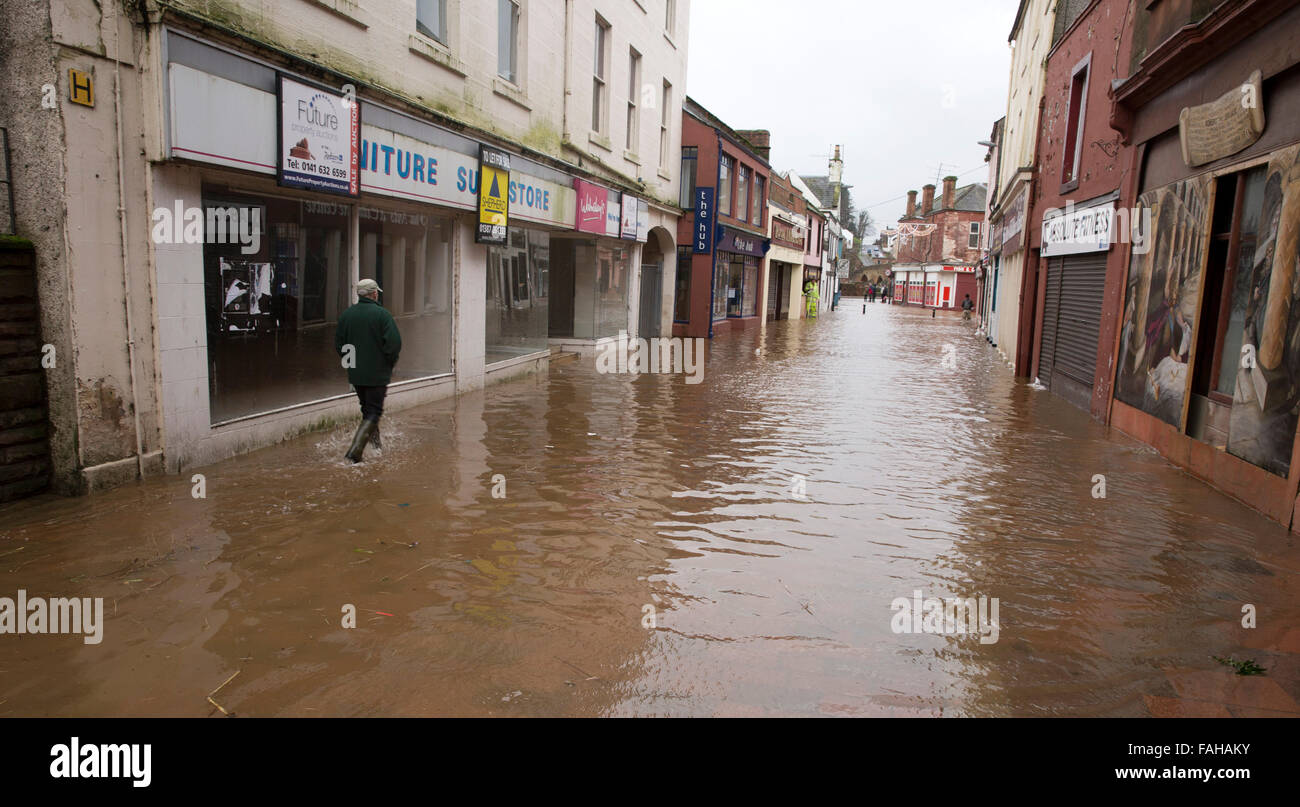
[{"left": 354, "top": 385, "right": 387, "bottom": 420}]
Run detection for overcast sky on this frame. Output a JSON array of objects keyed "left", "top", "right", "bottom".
[{"left": 686, "top": 0, "right": 1021, "bottom": 230}]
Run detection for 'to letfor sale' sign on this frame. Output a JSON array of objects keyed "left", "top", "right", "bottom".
[
  {"left": 476, "top": 145, "right": 511, "bottom": 245},
  {"left": 277, "top": 76, "right": 359, "bottom": 197}
]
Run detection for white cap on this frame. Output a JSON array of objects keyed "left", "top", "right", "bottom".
[{"left": 356, "top": 278, "right": 382, "bottom": 295}]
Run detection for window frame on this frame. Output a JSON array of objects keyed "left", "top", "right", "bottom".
[
  {"left": 968, "top": 221, "right": 980, "bottom": 249},
  {"left": 679, "top": 146, "right": 697, "bottom": 209},
  {"left": 626, "top": 47, "right": 641, "bottom": 153},
  {"left": 752, "top": 175, "right": 764, "bottom": 227},
  {"left": 592, "top": 16, "right": 610, "bottom": 134},
  {"left": 497, "top": 0, "right": 521, "bottom": 84},
  {"left": 1060, "top": 51, "right": 1091, "bottom": 192},
  {"left": 415, "top": 0, "right": 448, "bottom": 44},
  {"left": 719, "top": 154, "right": 732, "bottom": 216},
  {"left": 659, "top": 80, "right": 672, "bottom": 171}
]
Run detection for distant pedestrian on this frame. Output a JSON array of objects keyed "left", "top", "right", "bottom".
[
  {"left": 961, "top": 293, "right": 974, "bottom": 322},
  {"left": 335, "top": 278, "right": 402, "bottom": 463}
]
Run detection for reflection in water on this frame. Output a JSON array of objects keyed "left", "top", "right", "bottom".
[{"left": 1, "top": 305, "right": 1296, "bottom": 716}]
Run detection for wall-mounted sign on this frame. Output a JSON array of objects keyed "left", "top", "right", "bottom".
[
  {"left": 1180, "top": 70, "right": 1265, "bottom": 168},
  {"left": 574, "top": 179, "right": 607, "bottom": 234},
  {"left": 693, "top": 187, "right": 715, "bottom": 253},
  {"left": 277, "top": 75, "right": 359, "bottom": 197},
  {"left": 621, "top": 195, "right": 639, "bottom": 239},
  {"left": 68, "top": 68, "right": 94, "bottom": 107},
  {"left": 605, "top": 188, "right": 622, "bottom": 238},
  {"left": 635, "top": 198, "right": 649, "bottom": 243},
  {"left": 1041, "top": 202, "right": 1114, "bottom": 256},
  {"left": 1000, "top": 185, "right": 1026, "bottom": 252},
  {"left": 476, "top": 145, "right": 511, "bottom": 245}
]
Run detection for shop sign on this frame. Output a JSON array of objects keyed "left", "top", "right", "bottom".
[
  {"left": 605, "top": 188, "right": 622, "bottom": 238},
  {"left": 575, "top": 179, "right": 607, "bottom": 234},
  {"left": 1041, "top": 203, "right": 1113, "bottom": 257},
  {"left": 635, "top": 199, "right": 649, "bottom": 243},
  {"left": 277, "top": 75, "right": 359, "bottom": 197},
  {"left": 1180, "top": 70, "right": 1265, "bottom": 168},
  {"left": 1000, "top": 186, "right": 1025, "bottom": 252},
  {"left": 475, "top": 145, "right": 511, "bottom": 245},
  {"left": 693, "top": 187, "right": 715, "bottom": 253},
  {"left": 621, "top": 194, "right": 639, "bottom": 239},
  {"left": 716, "top": 227, "right": 767, "bottom": 258}
]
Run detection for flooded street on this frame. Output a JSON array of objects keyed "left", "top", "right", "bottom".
[{"left": 2, "top": 303, "right": 1298, "bottom": 717}]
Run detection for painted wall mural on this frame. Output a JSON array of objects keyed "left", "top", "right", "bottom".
[
  {"left": 1115, "top": 176, "right": 1210, "bottom": 426},
  {"left": 1226, "top": 145, "right": 1300, "bottom": 476}
]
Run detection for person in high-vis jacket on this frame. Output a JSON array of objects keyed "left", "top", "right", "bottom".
[{"left": 335, "top": 278, "right": 402, "bottom": 463}]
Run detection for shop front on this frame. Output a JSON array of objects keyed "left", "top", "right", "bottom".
[
  {"left": 155, "top": 27, "right": 578, "bottom": 470},
  {"left": 1107, "top": 0, "right": 1300, "bottom": 526},
  {"left": 714, "top": 226, "right": 767, "bottom": 326}
]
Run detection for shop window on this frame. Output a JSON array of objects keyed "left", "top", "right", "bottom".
[
  {"left": 674, "top": 245, "right": 692, "bottom": 322},
  {"left": 498, "top": 0, "right": 520, "bottom": 84},
  {"left": 546, "top": 237, "right": 629, "bottom": 339},
  {"left": 712, "top": 253, "right": 729, "bottom": 320},
  {"left": 358, "top": 206, "right": 454, "bottom": 384},
  {"left": 202, "top": 190, "right": 352, "bottom": 425},
  {"left": 416, "top": 0, "right": 447, "bottom": 44},
  {"left": 487, "top": 228, "right": 550, "bottom": 362},
  {"left": 1061, "top": 53, "right": 1091, "bottom": 189}
]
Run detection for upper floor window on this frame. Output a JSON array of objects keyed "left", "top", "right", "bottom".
[
  {"left": 736, "top": 165, "right": 749, "bottom": 221},
  {"left": 659, "top": 81, "right": 672, "bottom": 171},
  {"left": 498, "top": 0, "right": 520, "bottom": 83},
  {"left": 752, "top": 176, "right": 764, "bottom": 227},
  {"left": 719, "top": 155, "right": 732, "bottom": 215},
  {"left": 679, "top": 146, "right": 697, "bottom": 208},
  {"left": 626, "top": 48, "right": 641, "bottom": 152},
  {"left": 969, "top": 221, "right": 980, "bottom": 249},
  {"left": 416, "top": 0, "right": 447, "bottom": 44},
  {"left": 665, "top": 0, "right": 676, "bottom": 37},
  {"left": 1061, "top": 53, "right": 1091, "bottom": 187},
  {"left": 592, "top": 17, "right": 610, "bottom": 133}
]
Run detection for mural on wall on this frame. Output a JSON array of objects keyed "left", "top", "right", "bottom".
[
  {"left": 1226, "top": 145, "right": 1300, "bottom": 476},
  {"left": 1115, "top": 176, "right": 1211, "bottom": 425}
]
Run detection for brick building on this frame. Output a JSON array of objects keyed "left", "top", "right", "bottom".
[{"left": 891, "top": 176, "right": 986, "bottom": 309}]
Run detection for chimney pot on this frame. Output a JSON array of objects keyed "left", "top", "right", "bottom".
[
  {"left": 921, "top": 184, "right": 936, "bottom": 216},
  {"left": 906, "top": 190, "right": 917, "bottom": 218},
  {"left": 941, "top": 176, "right": 956, "bottom": 210}
]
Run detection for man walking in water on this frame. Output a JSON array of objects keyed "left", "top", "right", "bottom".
[
  {"left": 961, "top": 293, "right": 974, "bottom": 322},
  {"left": 335, "top": 278, "right": 402, "bottom": 463}
]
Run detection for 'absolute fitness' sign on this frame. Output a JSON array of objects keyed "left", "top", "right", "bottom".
[{"left": 476, "top": 146, "right": 511, "bottom": 245}]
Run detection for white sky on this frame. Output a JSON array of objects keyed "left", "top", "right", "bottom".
[{"left": 685, "top": 0, "right": 1021, "bottom": 229}]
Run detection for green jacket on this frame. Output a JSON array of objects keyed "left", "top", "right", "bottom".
[{"left": 335, "top": 296, "right": 401, "bottom": 386}]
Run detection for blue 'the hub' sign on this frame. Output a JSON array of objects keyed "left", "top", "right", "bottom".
[{"left": 693, "top": 187, "right": 715, "bottom": 254}]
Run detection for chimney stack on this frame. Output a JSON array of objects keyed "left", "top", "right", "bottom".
[
  {"left": 942, "top": 175, "right": 957, "bottom": 210},
  {"left": 906, "top": 190, "right": 917, "bottom": 218},
  {"left": 921, "top": 184, "right": 935, "bottom": 216},
  {"left": 735, "top": 129, "right": 771, "bottom": 161}
]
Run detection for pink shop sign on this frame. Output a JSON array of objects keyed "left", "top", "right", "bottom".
[{"left": 574, "top": 179, "right": 607, "bottom": 234}]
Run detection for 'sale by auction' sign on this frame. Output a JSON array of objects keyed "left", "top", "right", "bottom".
[
  {"left": 476, "top": 146, "right": 511, "bottom": 245},
  {"left": 277, "top": 76, "right": 359, "bottom": 197}
]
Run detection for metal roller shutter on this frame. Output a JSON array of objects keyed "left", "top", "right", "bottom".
[{"left": 1052, "top": 253, "right": 1108, "bottom": 387}]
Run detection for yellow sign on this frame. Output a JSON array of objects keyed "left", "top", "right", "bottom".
[
  {"left": 479, "top": 165, "right": 508, "bottom": 225},
  {"left": 68, "top": 68, "right": 94, "bottom": 107}
]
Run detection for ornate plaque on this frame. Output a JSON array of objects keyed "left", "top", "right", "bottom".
[{"left": 1179, "top": 70, "right": 1265, "bottom": 168}]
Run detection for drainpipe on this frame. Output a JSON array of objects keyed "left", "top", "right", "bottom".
[
  {"left": 561, "top": 0, "right": 572, "bottom": 145},
  {"left": 112, "top": 7, "right": 146, "bottom": 480}
]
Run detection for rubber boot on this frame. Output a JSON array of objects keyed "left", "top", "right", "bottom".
[
  {"left": 345, "top": 418, "right": 378, "bottom": 463},
  {"left": 369, "top": 422, "right": 382, "bottom": 450}
]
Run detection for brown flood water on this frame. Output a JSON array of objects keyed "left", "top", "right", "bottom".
[{"left": 2, "top": 303, "right": 1298, "bottom": 716}]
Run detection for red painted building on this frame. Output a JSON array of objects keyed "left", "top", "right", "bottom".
[
  {"left": 891, "top": 177, "right": 985, "bottom": 310},
  {"left": 1024, "top": 0, "right": 1135, "bottom": 415},
  {"left": 673, "top": 97, "right": 771, "bottom": 338}
]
